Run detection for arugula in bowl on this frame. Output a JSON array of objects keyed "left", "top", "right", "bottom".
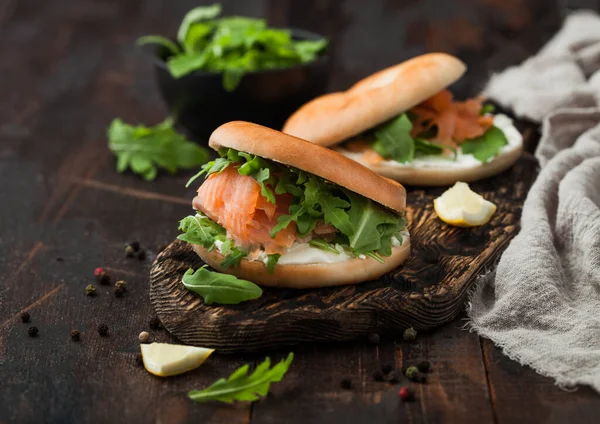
[{"left": 138, "top": 4, "right": 329, "bottom": 91}]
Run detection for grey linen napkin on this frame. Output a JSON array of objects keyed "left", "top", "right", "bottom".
[{"left": 468, "top": 10, "right": 600, "bottom": 392}]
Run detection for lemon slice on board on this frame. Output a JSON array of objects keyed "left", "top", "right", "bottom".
[
  {"left": 140, "top": 343, "right": 214, "bottom": 377},
  {"left": 433, "top": 182, "right": 497, "bottom": 227}
]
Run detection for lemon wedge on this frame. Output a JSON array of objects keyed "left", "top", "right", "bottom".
[
  {"left": 140, "top": 343, "right": 214, "bottom": 377},
  {"left": 433, "top": 182, "right": 497, "bottom": 227}
]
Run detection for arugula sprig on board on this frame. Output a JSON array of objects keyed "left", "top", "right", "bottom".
[
  {"left": 182, "top": 266, "right": 262, "bottom": 305},
  {"left": 107, "top": 118, "right": 208, "bottom": 181},
  {"left": 138, "top": 4, "right": 328, "bottom": 91},
  {"left": 189, "top": 353, "right": 294, "bottom": 403}
]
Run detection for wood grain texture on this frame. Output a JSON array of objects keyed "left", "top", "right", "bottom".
[
  {"left": 4, "top": 0, "right": 600, "bottom": 423},
  {"left": 149, "top": 154, "right": 538, "bottom": 353}
]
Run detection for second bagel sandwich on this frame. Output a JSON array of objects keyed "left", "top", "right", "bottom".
[{"left": 283, "top": 53, "right": 523, "bottom": 186}]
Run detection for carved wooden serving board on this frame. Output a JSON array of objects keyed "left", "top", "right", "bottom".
[{"left": 150, "top": 154, "right": 538, "bottom": 353}]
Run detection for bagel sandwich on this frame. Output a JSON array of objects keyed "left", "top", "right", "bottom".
[
  {"left": 178, "top": 121, "right": 410, "bottom": 289},
  {"left": 282, "top": 53, "right": 523, "bottom": 186}
]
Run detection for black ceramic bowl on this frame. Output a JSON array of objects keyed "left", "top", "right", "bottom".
[{"left": 153, "top": 29, "right": 330, "bottom": 143}]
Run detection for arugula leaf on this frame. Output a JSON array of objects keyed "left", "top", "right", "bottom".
[
  {"left": 270, "top": 205, "right": 306, "bottom": 238},
  {"left": 308, "top": 239, "right": 340, "bottom": 254},
  {"left": 220, "top": 245, "right": 247, "bottom": 269},
  {"left": 345, "top": 191, "right": 399, "bottom": 253},
  {"left": 414, "top": 138, "right": 443, "bottom": 155},
  {"left": 318, "top": 195, "right": 353, "bottom": 236},
  {"left": 480, "top": 104, "right": 495, "bottom": 115},
  {"left": 372, "top": 113, "right": 415, "bottom": 163},
  {"left": 266, "top": 254, "right": 281, "bottom": 274},
  {"left": 182, "top": 266, "right": 262, "bottom": 305},
  {"left": 177, "top": 4, "right": 222, "bottom": 44},
  {"left": 139, "top": 5, "right": 328, "bottom": 91},
  {"left": 136, "top": 35, "right": 181, "bottom": 55},
  {"left": 189, "top": 353, "right": 294, "bottom": 403},
  {"left": 107, "top": 118, "right": 208, "bottom": 181},
  {"left": 178, "top": 213, "right": 225, "bottom": 249},
  {"left": 461, "top": 126, "right": 508, "bottom": 163}
]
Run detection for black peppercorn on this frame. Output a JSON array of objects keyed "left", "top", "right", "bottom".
[
  {"left": 28, "top": 326, "right": 38, "bottom": 337},
  {"left": 417, "top": 361, "right": 431, "bottom": 373},
  {"left": 135, "top": 353, "right": 144, "bottom": 367},
  {"left": 372, "top": 370, "right": 384, "bottom": 382},
  {"left": 381, "top": 363, "right": 393, "bottom": 375},
  {"left": 20, "top": 312, "right": 30, "bottom": 323},
  {"left": 70, "top": 330, "right": 80, "bottom": 341},
  {"left": 136, "top": 249, "right": 146, "bottom": 261},
  {"left": 98, "top": 324, "right": 109, "bottom": 336},
  {"left": 96, "top": 271, "right": 111, "bottom": 285},
  {"left": 56, "top": 257, "right": 65, "bottom": 262},
  {"left": 367, "top": 332, "right": 380, "bottom": 345},
  {"left": 125, "top": 245, "right": 136, "bottom": 258},
  {"left": 387, "top": 370, "right": 400, "bottom": 384},
  {"left": 129, "top": 241, "right": 140, "bottom": 251},
  {"left": 114, "top": 287, "right": 125, "bottom": 297},
  {"left": 402, "top": 327, "right": 417, "bottom": 341},
  {"left": 340, "top": 378, "right": 353, "bottom": 390},
  {"left": 148, "top": 316, "right": 161, "bottom": 330}
]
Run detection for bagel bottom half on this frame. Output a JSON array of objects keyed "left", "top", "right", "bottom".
[
  {"left": 337, "top": 145, "right": 522, "bottom": 187},
  {"left": 191, "top": 237, "right": 411, "bottom": 289}
]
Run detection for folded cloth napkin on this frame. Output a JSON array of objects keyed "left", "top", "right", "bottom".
[{"left": 469, "top": 10, "right": 600, "bottom": 392}]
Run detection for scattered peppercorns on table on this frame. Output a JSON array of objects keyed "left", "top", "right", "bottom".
[
  {"left": 148, "top": 316, "right": 161, "bottom": 330},
  {"left": 85, "top": 284, "right": 96, "bottom": 296},
  {"left": 138, "top": 331, "right": 150, "bottom": 344},
  {"left": 398, "top": 386, "right": 414, "bottom": 401},
  {"left": 367, "top": 332, "right": 380, "bottom": 345},
  {"left": 403, "top": 327, "right": 417, "bottom": 341},
  {"left": 97, "top": 324, "right": 109, "bottom": 336}
]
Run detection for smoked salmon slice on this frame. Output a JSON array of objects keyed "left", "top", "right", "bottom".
[
  {"left": 410, "top": 89, "right": 493, "bottom": 147},
  {"left": 193, "top": 166, "right": 296, "bottom": 255}
]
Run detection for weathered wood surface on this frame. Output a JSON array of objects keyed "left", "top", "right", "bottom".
[
  {"left": 150, "top": 154, "right": 538, "bottom": 352},
  {"left": 2, "top": 0, "right": 600, "bottom": 423}
]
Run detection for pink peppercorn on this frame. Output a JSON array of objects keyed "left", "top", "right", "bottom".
[
  {"left": 94, "top": 267, "right": 105, "bottom": 277},
  {"left": 398, "top": 387, "right": 413, "bottom": 401}
]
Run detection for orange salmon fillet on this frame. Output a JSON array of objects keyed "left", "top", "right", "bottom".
[
  {"left": 193, "top": 166, "right": 296, "bottom": 255},
  {"left": 410, "top": 89, "right": 493, "bottom": 148}
]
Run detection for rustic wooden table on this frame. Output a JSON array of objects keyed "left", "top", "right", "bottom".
[{"left": 2, "top": 0, "right": 599, "bottom": 423}]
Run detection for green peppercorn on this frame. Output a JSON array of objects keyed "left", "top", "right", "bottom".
[
  {"left": 403, "top": 327, "right": 417, "bottom": 341},
  {"left": 85, "top": 284, "right": 96, "bottom": 296},
  {"left": 405, "top": 366, "right": 420, "bottom": 381},
  {"left": 115, "top": 280, "right": 126, "bottom": 291}
]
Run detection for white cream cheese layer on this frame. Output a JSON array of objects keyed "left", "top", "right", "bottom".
[
  {"left": 339, "top": 114, "right": 522, "bottom": 170},
  {"left": 214, "top": 229, "right": 410, "bottom": 266}
]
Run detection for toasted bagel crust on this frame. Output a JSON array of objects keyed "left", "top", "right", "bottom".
[
  {"left": 209, "top": 121, "right": 406, "bottom": 213},
  {"left": 192, "top": 236, "right": 410, "bottom": 288},
  {"left": 282, "top": 53, "right": 466, "bottom": 146},
  {"left": 337, "top": 145, "right": 523, "bottom": 186}
]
